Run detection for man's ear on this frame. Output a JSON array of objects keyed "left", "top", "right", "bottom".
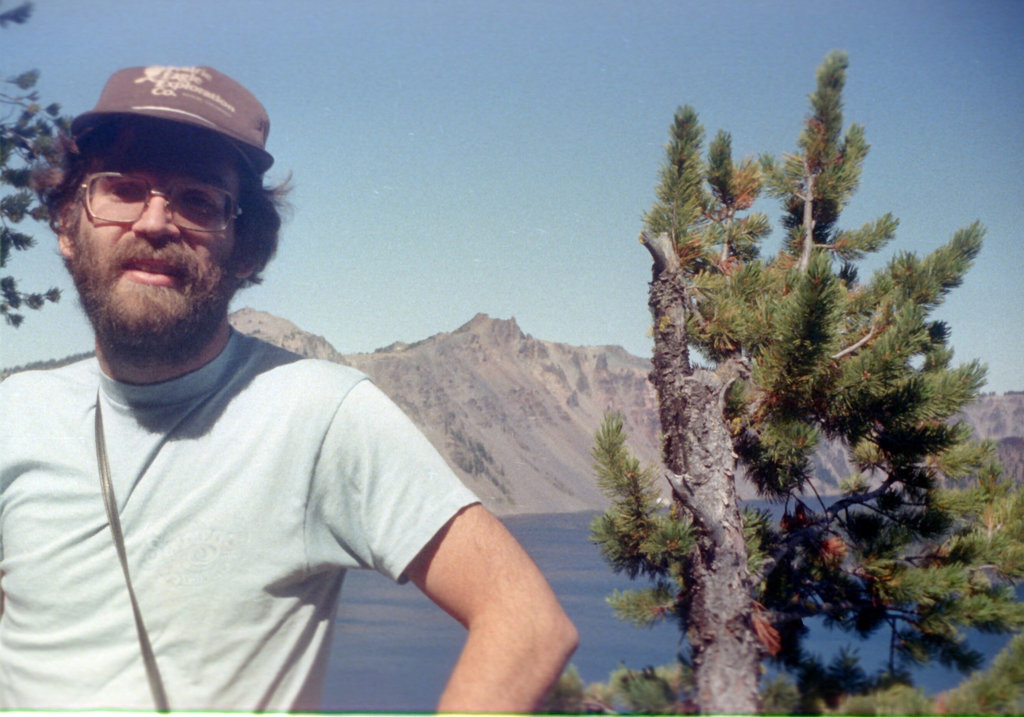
[
  {"left": 56, "top": 205, "right": 81, "bottom": 260},
  {"left": 234, "top": 261, "right": 256, "bottom": 281},
  {"left": 58, "top": 232, "right": 75, "bottom": 260}
]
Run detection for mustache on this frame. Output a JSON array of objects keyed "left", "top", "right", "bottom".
[{"left": 110, "top": 240, "right": 197, "bottom": 277}]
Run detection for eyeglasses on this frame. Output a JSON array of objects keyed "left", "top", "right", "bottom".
[{"left": 81, "top": 172, "right": 241, "bottom": 232}]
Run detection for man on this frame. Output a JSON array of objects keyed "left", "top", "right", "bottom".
[{"left": 0, "top": 66, "right": 576, "bottom": 711}]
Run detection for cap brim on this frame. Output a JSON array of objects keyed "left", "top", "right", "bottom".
[{"left": 72, "top": 110, "right": 274, "bottom": 174}]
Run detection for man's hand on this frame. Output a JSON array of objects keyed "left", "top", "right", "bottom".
[{"left": 405, "top": 503, "right": 578, "bottom": 712}]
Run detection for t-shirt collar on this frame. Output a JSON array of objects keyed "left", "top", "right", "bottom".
[{"left": 99, "top": 330, "right": 242, "bottom": 409}]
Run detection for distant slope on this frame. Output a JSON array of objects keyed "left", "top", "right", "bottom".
[
  {"left": 230, "top": 309, "right": 1024, "bottom": 513},
  {"left": 340, "top": 312, "right": 663, "bottom": 514},
  {"left": 961, "top": 392, "right": 1024, "bottom": 483},
  {"left": 228, "top": 309, "right": 347, "bottom": 362},
  {"left": 230, "top": 308, "right": 663, "bottom": 514},
  {"left": 0, "top": 351, "right": 95, "bottom": 381}
]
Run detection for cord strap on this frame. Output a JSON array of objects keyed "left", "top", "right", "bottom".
[{"left": 95, "top": 392, "right": 170, "bottom": 712}]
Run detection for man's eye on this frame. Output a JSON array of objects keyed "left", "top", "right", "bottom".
[
  {"left": 177, "top": 188, "right": 222, "bottom": 217},
  {"left": 107, "top": 179, "right": 147, "bottom": 202}
]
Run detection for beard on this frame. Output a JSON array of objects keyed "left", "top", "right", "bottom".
[{"left": 65, "top": 231, "right": 242, "bottom": 371}]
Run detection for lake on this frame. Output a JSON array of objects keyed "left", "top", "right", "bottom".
[{"left": 322, "top": 511, "right": 1018, "bottom": 712}]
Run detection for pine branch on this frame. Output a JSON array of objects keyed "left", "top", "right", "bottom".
[
  {"left": 826, "top": 479, "right": 898, "bottom": 519},
  {"left": 831, "top": 323, "right": 880, "bottom": 360},
  {"left": 639, "top": 231, "right": 680, "bottom": 275},
  {"left": 0, "top": 2, "right": 33, "bottom": 28}
]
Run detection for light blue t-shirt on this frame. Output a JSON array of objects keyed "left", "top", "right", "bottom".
[{"left": 0, "top": 331, "right": 478, "bottom": 710}]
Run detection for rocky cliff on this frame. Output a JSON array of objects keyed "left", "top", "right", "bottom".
[
  {"left": 229, "top": 308, "right": 1022, "bottom": 514},
  {"left": 231, "top": 309, "right": 662, "bottom": 514},
  {"left": 341, "top": 312, "right": 663, "bottom": 514},
  {"left": 962, "top": 392, "right": 1024, "bottom": 483}
]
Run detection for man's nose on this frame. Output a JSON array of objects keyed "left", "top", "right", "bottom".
[{"left": 131, "top": 193, "right": 180, "bottom": 238}]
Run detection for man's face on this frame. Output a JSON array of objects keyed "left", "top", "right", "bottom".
[{"left": 59, "top": 121, "right": 253, "bottom": 368}]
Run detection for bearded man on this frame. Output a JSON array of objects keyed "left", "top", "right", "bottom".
[{"left": 0, "top": 66, "right": 576, "bottom": 711}]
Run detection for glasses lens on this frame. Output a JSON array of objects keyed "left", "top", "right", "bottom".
[
  {"left": 170, "top": 183, "right": 232, "bottom": 231},
  {"left": 88, "top": 175, "right": 149, "bottom": 222}
]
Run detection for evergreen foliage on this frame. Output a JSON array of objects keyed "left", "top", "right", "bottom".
[
  {"left": 545, "top": 662, "right": 695, "bottom": 714},
  {"left": 835, "top": 682, "right": 934, "bottom": 715},
  {"left": 604, "top": 663, "right": 692, "bottom": 714},
  {"left": 591, "top": 413, "right": 695, "bottom": 585},
  {"left": 551, "top": 631, "right": 1024, "bottom": 714},
  {"left": 937, "top": 632, "right": 1024, "bottom": 713},
  {"left": 588, "top": 51, "right": 1024, "bottom": 710},
  {"left": 2, "top": 1, "right": 67, "bottom": 327}
]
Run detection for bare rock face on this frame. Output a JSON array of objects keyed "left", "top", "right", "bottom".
[
  {"left": 229, "top": 309, "right": 346, "bottom": 363},
  {"left": 961, "top": 393, "right": 1024, "bottom": 484},
  {"left": 339, "top": 313, "right": 663, "bottom": 515},
  {"left": 229, "top": 309, "right": 1024, "bottom": 514},
  {"left": 229, "top": 310, "right": 661, "bottom": 514}
]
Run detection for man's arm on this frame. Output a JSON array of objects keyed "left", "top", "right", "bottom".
[{"left": 405, "top": 503, "right": 578, "bottom": 712}]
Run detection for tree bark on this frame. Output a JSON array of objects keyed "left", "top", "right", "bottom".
[{"left": 642, "top": 232, "right": 762, "bottom": 713}]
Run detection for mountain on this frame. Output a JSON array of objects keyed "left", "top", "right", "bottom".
[
  {"left": 231, "top": 308, "right": 663, "bottom": 514},
  {"left": 228, "top": 309, "right": 347, "bottom": 362},
  {"left": 229, "top": 309, "right": 1024, "bottom": 515},
  {"left": 961, "top": 392, "right": 1024, "bottom": 484},
  {"left": 345, "top": 312, "right": 664, "bottom": 514}
]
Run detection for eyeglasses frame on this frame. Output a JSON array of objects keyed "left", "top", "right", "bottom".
[{"left": 80, "top": 171, "right": 242, "bottom": 233}]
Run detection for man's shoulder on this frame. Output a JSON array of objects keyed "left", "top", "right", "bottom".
[
  {"left": 0, "top": 359, "right": 98, "bottom": 433},
  {"left": 0, "top": 355, "right": 98, "bottom": 401}
]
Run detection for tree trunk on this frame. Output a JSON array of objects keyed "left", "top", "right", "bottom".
[
  {"left": 642, "top": 232, "right": 762, "bottom": 713},
  {"left": 797, "top": 161, "right": 816, "bottom": 272}
]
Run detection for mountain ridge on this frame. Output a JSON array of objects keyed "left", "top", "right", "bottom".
[
  {"left": 228, "top": 308, "right": 1024, "bottom": 515},
  {"left": 328, "top": 310, "right": 663, "bottom": 514},
  {"left": 227, "top": 308, "right": 662, "bottom": 514}
]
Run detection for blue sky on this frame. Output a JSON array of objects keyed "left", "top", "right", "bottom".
[{"left": 3, "top": 0, "right": 1022, "bottom": 392}]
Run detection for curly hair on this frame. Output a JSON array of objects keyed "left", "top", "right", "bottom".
[{"left": 34, "top": 117, "right": 289, "bottom": 287}]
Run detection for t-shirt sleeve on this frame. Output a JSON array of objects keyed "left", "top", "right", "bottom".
[{"left": 305, "top": 378, "right": 479, "bottom": 582}]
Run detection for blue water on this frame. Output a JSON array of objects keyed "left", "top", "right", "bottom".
[{"left": 322, "top": 511, "right": 1019, "bottom": 712}]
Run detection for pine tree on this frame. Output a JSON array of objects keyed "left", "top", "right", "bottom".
[
  {"left": 1, "top": 1, "right": 66, "bottom": 327},
  {"left": 591, "top": 51, "right": 1024, "bottom": 712}
]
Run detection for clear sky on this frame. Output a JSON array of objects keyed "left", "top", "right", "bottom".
[{"left": 3, "top": 0, "right": 1022, "bottom": 393}]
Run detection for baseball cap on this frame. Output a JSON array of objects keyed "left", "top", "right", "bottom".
[{"left": 71, "top": 66, "right": 273, "bottom": 173}]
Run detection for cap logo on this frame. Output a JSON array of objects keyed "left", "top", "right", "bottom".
[{"left": 134, "top": 66, "right": 236, "bottom": 116}]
